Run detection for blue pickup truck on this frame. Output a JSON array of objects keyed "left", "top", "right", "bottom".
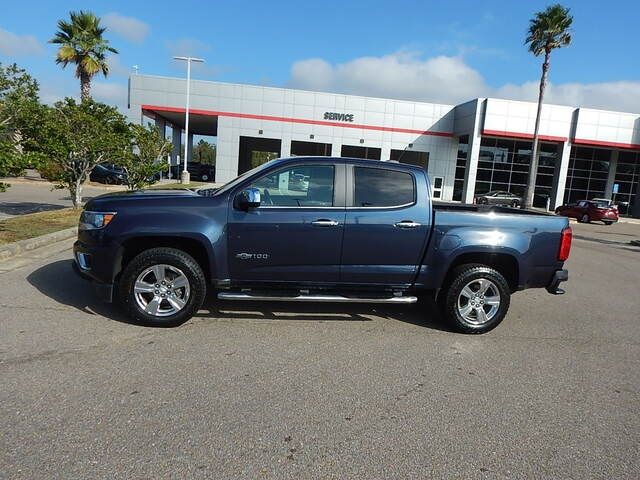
[{"left": 74, "top": 157, "right": 571, "bottom": 334}]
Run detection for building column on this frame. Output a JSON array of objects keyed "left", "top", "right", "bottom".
[
  {"left": 171, "top": 126, "right": 182, "bottom": 167},
  {"left": 462, "top": 131, "right": 481, "bottom": 204},
  {"left": 380, "top": 146, "right": 391, "bottom": 161},
  {"left": 551, "top": 140, "right": 571, "bottom": 210},
  {"left": 280, "top": 138, "right": 291, "bottom": 158},
  {"left": 604, "top": 150, "right": 619, "bottom": 199},
  {"left": 187, "top": 133, "right": 194, "bottom": 163},
  {"left": 331, "top": 143, "right": 342, "bottom": 157}
]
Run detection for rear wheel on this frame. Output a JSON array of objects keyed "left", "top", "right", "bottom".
[
  {"left": 440, "top": 265, "right": 511, "bottom": 334},
  {"left": 118, "top": 248, "right": 206, "bottom": 327},
  {"left": 579, "top": 213, "right": 590, "bottom": 223}
]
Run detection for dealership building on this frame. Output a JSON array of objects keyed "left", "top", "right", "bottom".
[{"left": 129, "top": 74, "right": 640, "bottom": 217}]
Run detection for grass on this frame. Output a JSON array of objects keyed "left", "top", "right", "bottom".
[{"left": 0, "top": 207, "right": 81, "bottom": 245}]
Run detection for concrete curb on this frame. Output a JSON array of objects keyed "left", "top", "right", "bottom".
[{"left": 0, "top": 227, "right": 77, "bottom": 262}]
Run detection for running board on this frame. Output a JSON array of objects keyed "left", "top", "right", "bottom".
[{"left": 217, "top": 292, "right": 418, "bottom": 304}]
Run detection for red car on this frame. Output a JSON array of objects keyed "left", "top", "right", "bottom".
[{"left": 555, "top": 199, "right": 618, "bottom": 225}]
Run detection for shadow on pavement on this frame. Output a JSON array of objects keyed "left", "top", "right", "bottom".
[
  {"left": 27, "top": 259, "right": 453, "bottom": 332},
  {"left": 26, "top": 259, "right": 132, "bottom": 323},
  {"left": 0, "top": 202, "right": 66, "bottom": 216}
]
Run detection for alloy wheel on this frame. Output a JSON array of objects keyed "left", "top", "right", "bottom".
[
  {"left": 457, "top": 278, "right": 501, "bottom": 325},
  {"left": 133, "top": 264, "right": 191, "bottom": 317}
]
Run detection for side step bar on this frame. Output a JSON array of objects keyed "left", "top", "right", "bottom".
[{"left": 217, "top": 292, "right": 418, "bottom": 304}]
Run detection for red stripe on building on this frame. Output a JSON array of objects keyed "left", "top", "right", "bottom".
[
  {"left": 482, "top": 129, "right": 568, "bottom": 143},
  {"left": 141, "top": 104, "right": 454, "bottom": 138},
  {"left": 572, "top": 138, "right": 640, "bottom": 151}
]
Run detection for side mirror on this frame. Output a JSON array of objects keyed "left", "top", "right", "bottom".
[{"left": 235, "top": 187, "right": 261, "bottom": 211}]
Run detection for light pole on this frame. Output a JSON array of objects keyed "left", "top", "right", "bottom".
[{"left": 173, "top": 56, "right": 204, "bottom": 184}]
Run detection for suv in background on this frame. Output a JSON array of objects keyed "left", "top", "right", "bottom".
[
  {"left": 170, "top": 163, "right": 215, "bottom": 182},
  {"left": 90, "top": 164, "right": 127, "bottom": 185}
]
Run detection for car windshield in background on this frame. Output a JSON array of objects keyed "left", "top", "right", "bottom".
[{"left": 594, "top": 201, "right": 610, "bottom": 208}]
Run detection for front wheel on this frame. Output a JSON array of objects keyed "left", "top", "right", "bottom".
[
  {"left": 118, "top": 247, "right": 206, "bottom": 327},
  {"left": 579, "top": 214, "right": 590, "bottom": 223},
  {"left": 441, "top": 265, "right": 511, "bottom": 334}
]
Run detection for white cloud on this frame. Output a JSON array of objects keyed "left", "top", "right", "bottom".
[
  {"left": 103, "top": 12, "right": 150, "bottom": 44},
  {"left": 92, "top": 82, "right": 128, "bottom": 109},
  {"left": 0, "top": 27, "right": 44, "bottom": 56},
  {"left": 166, "top": 38, "right": 210, "bottom": 58},
  {"left": 288, "top": 51, "right": 640, "bottom": 114}
]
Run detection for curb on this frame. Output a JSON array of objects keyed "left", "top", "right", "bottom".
[{"left": 0, "top": 227, "right": 77, "bottom": 262}]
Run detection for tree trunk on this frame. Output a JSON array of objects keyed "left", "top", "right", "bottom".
[
  {"left": 522, "top": 50, "right": 550, "bottom": 209},
  {"left": 80, "top": 71, "right": 91, "bottom": 102},
  {"left": 70, "top": 178, "right": 83, "bottom": 208}
]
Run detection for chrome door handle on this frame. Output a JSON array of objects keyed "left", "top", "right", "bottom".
[
  {"left": 311, "top": 219, "right": 340, "bottom": 227},
  {"left": 394, "top": 220, "right": 421, "bottom": 229}
]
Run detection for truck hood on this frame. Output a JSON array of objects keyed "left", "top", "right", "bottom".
[{"left": 84, "top": 188, "right": 202, "bottom": 211}]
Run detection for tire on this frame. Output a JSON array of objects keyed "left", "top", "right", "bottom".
[
  {"left": 440, "top": 264, "right": 511, "bottom": 334},
  {"left": 201, "top": 174, "right": 209, "bottom": 182},
  {"left": 579, "top": 214, "right": 590, "bottom": 223},
  {"left": 603, "top": 221, "right": 613, "bottom": 226},
  {"left": 118, "top": 247, "right": 206, "bottom": 327}
]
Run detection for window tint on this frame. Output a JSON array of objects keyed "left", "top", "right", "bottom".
[
  {"left": 353, "top": 167, "right": 414, "bottom": 207},
  {"left": 249, "top": 165, "right": 334, "bottom": 207}
]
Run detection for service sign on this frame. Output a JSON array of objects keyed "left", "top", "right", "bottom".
[{"left": 324, "top": 112, "right": 354, "bottom": 122}]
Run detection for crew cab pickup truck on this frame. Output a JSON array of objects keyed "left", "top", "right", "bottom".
[{"left": 74, "top": 157, "right": 571, "bottom": 334}]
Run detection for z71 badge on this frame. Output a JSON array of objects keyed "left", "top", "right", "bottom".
[{"left": 236, "top": 252, "right": 270, "bottom": 260}]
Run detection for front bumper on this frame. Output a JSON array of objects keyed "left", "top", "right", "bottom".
[
  {"left": 546, "top": 269, "right": 569, "bottom": 295},
  {"left": 73, "top": 239, "right": 121, "bottom": 303}
]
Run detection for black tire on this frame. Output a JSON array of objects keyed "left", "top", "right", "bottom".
[
  {"left": 440, "top": 264, "right": 511, "bottom": 334},
  {"left": 201, "top": 174, "right": 209, "bottom": 181},
  {"left": 579, "top": 214, "right": 590, "bottom": 223},
  {"left": 118, "top": 247, "right": 206, "bottom": 327},
  {"left": 603, "top": 221, "right": 613, "bottom": 226}
]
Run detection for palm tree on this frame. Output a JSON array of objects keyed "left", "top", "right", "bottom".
[
  {"left": 522, "top": 4, "right": 572, "bottom": 209},
  {"left": 49, "top": 11, "right": 118, "bottom": 102}
]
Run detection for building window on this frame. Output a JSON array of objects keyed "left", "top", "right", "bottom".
[
  {"left": 475, "top": 137, "right": 558, "bottom": 207},
  {"left": 453, "top": 136, "right": 468, "bottom": 201},
  {"left": 389, "top": 149, "right": 429, "bottom": 169},
  {"left": 614, "top": 150, "right": 639, "bottom": 215},
  {"left": 564, "top": 146, "right": 611, "bottom": 204}
]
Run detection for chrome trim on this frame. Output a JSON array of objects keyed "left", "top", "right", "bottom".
[
  {"left": 217, "top": 292, "right": 418, "bottom": 304},
  {"left": 75, "top": 252, "right": 91, "bottom": 271},
  {"left": 394, "top": 221, "right": 421, "bottom": 229},
  {"left": 311, "top": 219, "right": 340, "bottom": 227}
]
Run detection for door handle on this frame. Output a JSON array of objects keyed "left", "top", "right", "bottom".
[
  {"left": 394, "top": 220, "right": 421, "bottom": 229},
  {"left": 311, "top": 219, "right": 340, "bottom": 227}
]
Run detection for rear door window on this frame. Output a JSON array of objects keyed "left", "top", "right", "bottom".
[{"left": 352, "top": 167, "right": 415, "bottom": 207}]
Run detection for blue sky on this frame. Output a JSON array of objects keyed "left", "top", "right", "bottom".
[{"left": 1, "top": 0, "right": 638, "bottom": 112}]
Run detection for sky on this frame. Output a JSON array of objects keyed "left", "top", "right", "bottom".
[{"left": 1, "top": 0, "right": 639, "bottom": 114}]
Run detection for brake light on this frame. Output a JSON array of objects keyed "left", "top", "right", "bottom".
[{"left": 558, "top": 227, "right": 572, "bottom": 261}]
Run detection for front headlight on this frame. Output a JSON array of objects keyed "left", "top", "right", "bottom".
[{"left": 79, "top": 211, "right": 116, "bottom": 230}]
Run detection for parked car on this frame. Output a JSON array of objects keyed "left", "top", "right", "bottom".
[
  {"left": 74, "top": 157, "right": 571, "bottom": 334},
  {"left": 90, "top": 164, "right": 127, "bottom": 185},
  {"left": 170, "top": 163, "right": 215, "bottom": 182},
  {"left": 475, "top": 190, "right": 522, "bottom": 207},
  {"left": 555, "top": 199, "right": 619, "bottom": 225}
]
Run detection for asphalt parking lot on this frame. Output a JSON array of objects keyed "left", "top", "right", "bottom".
[{"left": 1, "top": 221, "right": 639, "bottom": 479}]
